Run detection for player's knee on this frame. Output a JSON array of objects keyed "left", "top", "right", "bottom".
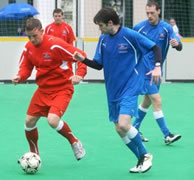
[
  {"left": 115, "top": 123, "right": 130, "bottom": 135},
  {"left": 154, "top": 98, "right": 162, "bottom": 107},
  {"left": 25, "top": 116, "right": 39, "bottom": 127},
  {"left": 152, "top": 95, "right": 162, "bottom": 108},
  {"left": 47, "top": 114, "right": 59, "bottom": 128},
  {"left": 48, "top": 118, "right": 57, "bottom": 128},
  {"left": 115, "top": 125, "right": 121, "bottom": 134},
  {"left": 142, "top": 96, "right": 151, "bottom": 108}
]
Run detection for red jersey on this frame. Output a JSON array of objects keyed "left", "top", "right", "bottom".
[
  {"left": 18, "top": 35, "right": 86, "bottom": 92},
  {"left": 45, "top": 22, "right": 87, "bottom": 78},
  {"left": 45, "top": 22, "right": 75, "bottom": 45}
]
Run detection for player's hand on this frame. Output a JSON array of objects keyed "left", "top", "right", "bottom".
[
  {"left": 73, "top": 51, "right": 85, "bottom": 62},
  {"left": 146, "top": 66, "right": 162, "bottom": 85},
  {"left": 170, "top": 39, "right": 179, "bottom": 47},
  {"left": 12, "top": 75, "right": 21, "bottom": 85},
  {"left": 69, "top": 75, "right": 83, "bottom": 85}
]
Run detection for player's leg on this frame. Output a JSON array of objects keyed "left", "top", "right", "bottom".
[
  {"left": 47, "top": 113, "right": 79, "bottom": 144},
  {"left": 133, "top": 79, "right": 160, "bottom": 142},
  {"left": 115, "top": 115, "right": 148, "bottom": 156},
  {"left": 47, "top": 112, "right": 85, "bottom": 160},
  {"left": 133, "top": 78, "right": 156, "bottom": 131},
  {"left": 133, "top": 95, "right": 151, "bottom": 142},
  {"left": 48, "top": 89, "right": 85, "bottom": 160},
  {"left": 149, "top": 93, "right": 181, "bottom": 144},
  {"left": 115, "top": 115, "right": 152, "bottom": 173},
  {"left": 112, "top": 96, "right": 152, "bottom": 173},
  {"left": 133, "top": 95, "right": 151, "bottom": 128},
  {"left": 109, "top": 100, "right": 139, "bottom": 159},
  {"left": 25, "top": 89, "right": 44, "bottom": 155},
  {"left": 25, "top": 115, "right": 40, "bottom": 155},
  {"left": 115, "top": 117, "right": 140, "bottom": 160},
  {"left": 149, "top": 93, "right": 169, "bottom": 136},
  {"left": 122, "top": 135, "right": 140, "bottom": 159}
]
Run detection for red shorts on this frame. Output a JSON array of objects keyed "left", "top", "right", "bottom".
[{"left": 27, "top": 88, "right": 73, "bottom": 118}]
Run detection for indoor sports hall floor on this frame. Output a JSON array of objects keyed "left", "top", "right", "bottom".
[{"left": 0, "top": 83, "right": 194, "bottom": 180}]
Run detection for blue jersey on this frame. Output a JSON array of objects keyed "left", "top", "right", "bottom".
[
  {"left": 94, "top": 26, "right": 155, "bottom": 102},
  {"left": 134, "top": 20, "right": 181, "bottom": 70}
]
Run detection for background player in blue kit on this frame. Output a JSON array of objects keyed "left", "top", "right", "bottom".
[
  {"left": 133, "top": 0, "right": 182, "bottom": 144},
  {"left": 73, "top": 7, "right": 162, "bottom": 173}
]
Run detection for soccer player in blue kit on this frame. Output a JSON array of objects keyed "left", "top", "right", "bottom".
[
  {"left": 73, "top": 8, "right": 162, "bottom": 173},
  {"left": 133, "top": 0, "right": 182, "bottom": 144}
]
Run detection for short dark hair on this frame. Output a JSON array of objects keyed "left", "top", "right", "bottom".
[
  {"left": 93, "top": 8, "right": 120, "bottom": 25},
  {"left": 146, "top": 0, "right": 161, "bottom": 10},
  {"left": 169, "top": 17, "right": 176, "bottom": 21},
  {"left": 53, "top": 8, "right": 63, "bottom": 16},
  {"left": 25, "top": 18, "right": 42, "bottom": 31}
]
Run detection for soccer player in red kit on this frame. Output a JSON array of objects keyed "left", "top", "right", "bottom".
[
  {"left": 45, "top": 8, "right": 87, "bottom": 84},
  {"left": 12, "top": 18, "right": 86, "bottom": 160}
]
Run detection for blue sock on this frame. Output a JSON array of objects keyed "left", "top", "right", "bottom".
[
  {"left": 127, "top": 126, "right": 148, "bottom": 156},
  {"left": 154, "top": 111, "right": 169, "bottom": 137},
  {"left": 122, "top": 136, "right": 140, "bottom": 159},
  {"left": 133, "top": 105, "right": 148, "bottom": 130}
]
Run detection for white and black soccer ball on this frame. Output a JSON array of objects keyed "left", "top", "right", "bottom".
[{"left": 18, "top": 152, "right": 42, "bottom": 174}]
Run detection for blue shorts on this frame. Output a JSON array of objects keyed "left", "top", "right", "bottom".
[
  {"left": 142, "top": 79, "right": 161, "bottom": 95},
  {"left": 108, "top": 96, "right": 138, "bottom": 122}
]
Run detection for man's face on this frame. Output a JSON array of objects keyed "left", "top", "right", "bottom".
[
  {"left": 26, "top": 28, "right": 44, "bottom": 46},
  {"left": 146, "top": 5, "right": 160, "bottom": 25},
  {"left": 169, "top": 19, "right": 176, "bottom": 26},
  {"left": 53, "top": 12, "right": 63, "bottom": 24},
  {"left": 97, "top": 21, "right": 113, "bottom": 35}
]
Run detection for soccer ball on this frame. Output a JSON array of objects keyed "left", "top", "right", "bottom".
[{"left": 18, "top": 152, "right": 42, "bottom": 174}]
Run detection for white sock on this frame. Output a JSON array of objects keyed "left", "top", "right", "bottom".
[
  {"left": 127, "top": 126, "right": 138, "bottom": 139},
  {"left": 55, "top": 120, "right": 64, "bottom": 131},
  {"left": 122, "top": 136, "right": 131, "bottom": 144},
  {"left": 24, "top": 125, "right": 37, "bottom": 131}
]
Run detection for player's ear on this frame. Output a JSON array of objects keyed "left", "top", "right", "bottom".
[{"left": 157, "top": 9, "right": 161, "bottom": 15}]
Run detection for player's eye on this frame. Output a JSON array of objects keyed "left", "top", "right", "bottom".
[{"left": 146, "top": 12, "right": 154, "bottom": 15}]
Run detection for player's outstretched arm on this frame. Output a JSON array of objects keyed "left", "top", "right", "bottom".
[
  {"left": 73, "top": 51, "right": 103, "bottom": 70},
  {"left": 73, "top": 51, "right": 86, "bottom": 61}
]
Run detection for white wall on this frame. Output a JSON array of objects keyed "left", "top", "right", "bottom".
[
  {"left": 133, "top": 0, "right": 147, "bottom": 25},
  {"left": 82, "top": 41, "right": 104, "bottom": 80},
  {"left": 0, "top": 0, "right": 8, "bottom": 9},
  {"left": 166, "top": 41, "right": 194, "bottom": 80},
  {"left": 0, "top": 39, "right": 36, "bottom": 80},
  {"left": 33, "top": 0, "right": 55, "bottom": 29},
  {"left": 79, "top": 0, "right": 101, "bottom": 38},
  {"left": 0, "top": 39, "right": 193, "bottom": 81}
]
